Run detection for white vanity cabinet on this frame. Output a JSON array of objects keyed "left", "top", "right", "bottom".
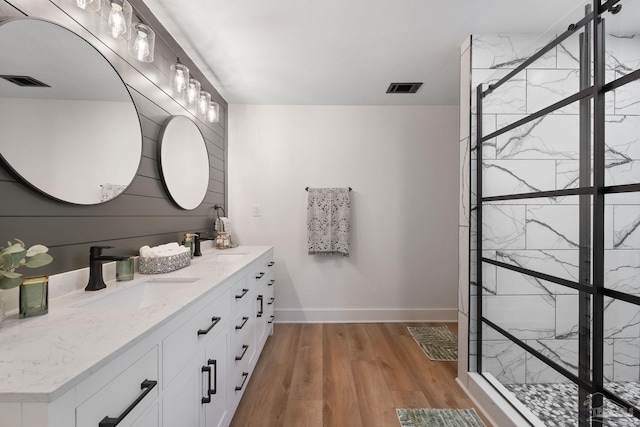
[{"left": 0, "top": 246, "right": 274, "bottom": 427}]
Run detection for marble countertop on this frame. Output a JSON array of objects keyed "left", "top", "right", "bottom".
[{"left": 0, "top": 245, "right": 271, "bottom": 403}]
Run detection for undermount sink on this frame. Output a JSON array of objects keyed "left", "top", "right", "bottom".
[
  {"left": 213, "top": 252, "right": 248, "bottom": 262},
  {"left": 73, "top": 277, "right": 200, "bottom": 309}
]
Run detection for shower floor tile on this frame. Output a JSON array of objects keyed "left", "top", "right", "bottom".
[{"left": 504, "top": 382, "right": 640, "bottom": 426}]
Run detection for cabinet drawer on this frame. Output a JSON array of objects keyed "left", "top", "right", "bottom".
[
  {"left": 163, "top": 289, "right": 230, "bottom": 388},
  {"left": 76, "top": 346, "right": 159, "bottom": 427}
]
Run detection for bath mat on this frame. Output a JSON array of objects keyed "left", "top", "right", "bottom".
[
  {"left": 396, "top": 408, "right": 486, "bottom": 427},
  {"left": 407, "top": 326, "right": 457, "bottom": 361}
]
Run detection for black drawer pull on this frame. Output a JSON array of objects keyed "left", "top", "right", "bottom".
[
  {"left": 197, "top": 316, "right": 221, "bottom": 336},
  {"left": 268, "top": 297, "right": 274, "bottom": 305},
  {"left": 201, "top": 359, "right": 218, "bottom": 404},
  {"left": 267, "top": 261, "right": 275, "bottom": 267},
  {"left": 268, "top": 280, "right": 275, "bottom": 286},
  {"left": 235, "top": 316, "right": 249, "bottom": 330},
  {"left": 235, "top": 372, "right": 249, "bottom": 391},
  {"left": 99, "top": 379, "right": 157, "bottom": 426},
  {"left": 235, "top": 288, "right": 249, "bottom": 299},
  {"left": 255, "top": 272, "right": 265, "bottom": 279},
  {"left": 235, "top": 344, "right": 249, "bottom": 361},
  {"left": 257, "top": 295, "right": 264, "bottom": 317},
  {"left": 268, "top": 315, "right": 275, "bottom": 324}
]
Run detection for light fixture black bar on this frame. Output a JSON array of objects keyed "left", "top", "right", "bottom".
[
  {"left": 481, "top": 88, "right": 593, "bottom": 143},
  {"left": 482, "top": 318, "right": 592, "bottom": 391},
  {"left": 577, "top": 23, "right": 592, "bottom": 427},
  {"left": 476, "top": 84, "right": 484, "bottom": 374},
  {"left": 482, "top": 258, "right": 593, "bottom": 293},
  {"left": 601, "top": 387, "right": 640, "bottom": 421},
  {"left": 603, "top": 288, "right": 640, "bottom": 307},
  {"left": 482, "top": 12, "right": 594, "bottom": 97},
  {"left": 482, "top": 187, "right": 592, "bottom": 202},
  {"left": 304, "top": 187, "right": 352, "bottom": 191},
  {"left": 602, "top": 68, "right": 640, "bottom": 93},
  {"left": 603, "top": 183, "right": 640, "bottom": 194},
  {"left": 591, "top": 10, "right": 606, "bottom": 424}
]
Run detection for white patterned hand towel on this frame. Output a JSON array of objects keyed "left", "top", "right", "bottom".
[{"left": 307, "top": 187, "right": 351, "bottom": 257}]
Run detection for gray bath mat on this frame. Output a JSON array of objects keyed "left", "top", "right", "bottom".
[
  {"left": 396, "top": 408, "right": 486, "bottom": 427},
  {"left": 407, "top": 326, "right": 457, "bottom": 361}
]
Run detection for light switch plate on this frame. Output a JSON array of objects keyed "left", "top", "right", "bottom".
[{"left": 252, "top": 205, "right": 261, "bottom": 217}]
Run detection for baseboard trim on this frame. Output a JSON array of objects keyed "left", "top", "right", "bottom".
[{"left": 273, "top": 308, "right": 457, "bottom": 323}]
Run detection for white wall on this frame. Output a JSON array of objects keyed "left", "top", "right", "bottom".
[{"left": 228, "top": 104, "right": 459, "bottom": 322}]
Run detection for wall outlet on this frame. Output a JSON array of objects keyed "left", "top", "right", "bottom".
[{"left": 252, "top": 205, "right": 261, "bottom": 217}]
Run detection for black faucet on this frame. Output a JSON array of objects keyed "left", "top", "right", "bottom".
[{"left": 85, "top": 246, "right": 128, "bottom": 291}]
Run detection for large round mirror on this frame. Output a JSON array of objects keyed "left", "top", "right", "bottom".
[
  {"left": 158, "top": 116, "right": 209, "bottom": 210},
  {"left": 0, "top": 18, "right": 142, "bottom": 204}
]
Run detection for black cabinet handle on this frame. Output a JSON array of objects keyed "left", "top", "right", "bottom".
[
  {"left": 201, "top": 365, "right": 212, "bottom": 404},
  {"left": 268, "top": 297, "right": 274, "bottom": 305},
  {"left": 99, "top": 379, "right": 157, "bottom": 426},
  {"left": 235, "top": 344, "right": 249, "bottom": 361},
  {"left": 201, "top": 359, "right": 218, "bottom": 404},
  {"left": 255, "top": 272, "right": 265, "bottom": 279},
  {"left": 235, "top": 372, "right": 249, "bottom": 391},
  {"left": 197, "top": 316, "right": 221, "bottom": 336},
  {"left": 268, "top": 280, "right": 275, "bottom": 286},
  {"left": 235, "top": 288, "right": 249, "bottom": 299},
  {"left": 268, "top": 315, "right": 275, "bottom": 324},
  {"left": 257, "top": 295, "right": 264, "bottom": 317},
  {"left": 235, "top": 316, "right": 249, "bottom": 330},
  {"left": 267, "top": 261, "right": 275, "bottom": 267}
]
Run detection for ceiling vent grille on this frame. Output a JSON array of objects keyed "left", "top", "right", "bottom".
[
  {"left": 0, "top": 75, "right": 50, "bottom": 87},
  {"left": 386, "top": 82, "right": 422, "bottom": 94}
]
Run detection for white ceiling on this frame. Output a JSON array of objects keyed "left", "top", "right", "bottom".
[{"left": 143, "top": 0, "right": 587, "bottom": 105}]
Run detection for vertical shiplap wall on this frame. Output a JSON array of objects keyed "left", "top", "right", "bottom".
[{"left": 0, "top": 0, "right": 227, "bottom": 274}]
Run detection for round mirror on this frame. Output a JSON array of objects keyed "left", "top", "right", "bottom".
[
  {"left": 0, "top": 18, "right": 142, "bottom": 204},
  {"left": 158, "top": 116, "right": 209, "bottom": 210}
]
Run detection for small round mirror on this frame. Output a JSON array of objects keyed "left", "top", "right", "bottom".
[
  {"left": 0, "top": 18, "right": 142, "bottom": 204},
  {"left": 158, "top": 116, "right": 209, "bottom": 210}
]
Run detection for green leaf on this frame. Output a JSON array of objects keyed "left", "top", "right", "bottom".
[
  {"left": 2, "top": 243, "right": 26, "bottom": 255},
  {"left": 1, "top": 253, "right": 15, "bottom": 270},
  {"left": 24, "top": 253, "right": 53, "bottom": 268},
  {"left": 1, "top": 271, "right": 22, "bottom": 279},
  {"left": 0, "top": 276, "right": 21, "bottom": 289},
  {"left": 26, "top": 244, "right": 49, "bottom": 257}
]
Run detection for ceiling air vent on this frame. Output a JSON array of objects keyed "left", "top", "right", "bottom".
[
  {"left": 0, "top": 75, "right": 50, "bottom": 87},
  {"left": 386, "top": 82, "right": 422, "bottom": 94}
]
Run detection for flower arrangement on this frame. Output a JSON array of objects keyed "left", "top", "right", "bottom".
[{"left": 0, "top": 239, "right": 53, "bottom": 289}]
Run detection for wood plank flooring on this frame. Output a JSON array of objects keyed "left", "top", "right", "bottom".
[{"left": 230, "top": 322, "right": 491, "bottom": 427}]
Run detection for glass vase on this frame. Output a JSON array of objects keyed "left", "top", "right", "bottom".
[{"left": 20, "top": 275, "right": 49, "bottom": 318}]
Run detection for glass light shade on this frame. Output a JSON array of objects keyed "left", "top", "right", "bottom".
[
  {"left": 128, "top": 23, "right": 155, "bottom": 62},
  {"left": 68, "top": 0, "right": 100, "bottom": 11},
  {"left": 207, "top": 102, "right": 220, "bottom": 123},
  {"left": 198, "top": 91, "right": 211, "bottom": 116},
  {"left": 100, "top": 0, "right": 132, "bottom": 40},
  {"left": 170, "top": 62, "right": 189, "bottom": 98},
  {"left": 186, "top": 78, "right": 201, "bottom": 111}
]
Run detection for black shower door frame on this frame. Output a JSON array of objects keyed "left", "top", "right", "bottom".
[{"left": 474, "top": 0, "right": 640, "bottom": 425}]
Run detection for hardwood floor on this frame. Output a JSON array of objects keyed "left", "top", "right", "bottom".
[{"left": 230, "top": 322, "right": 491, "bottom": 427}]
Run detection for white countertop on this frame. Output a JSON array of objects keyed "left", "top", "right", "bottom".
[{"left": 0, "top": 245, "right": 272, "bottom": 403}]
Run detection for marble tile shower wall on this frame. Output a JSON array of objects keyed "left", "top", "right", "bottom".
[{"left": 469, "top": 34, "right": 640, "bottom": 385}]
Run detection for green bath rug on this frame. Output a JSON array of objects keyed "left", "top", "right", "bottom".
[
  {"left": 396, "top": 408, "right": 486, "bottom": 427},
  {"left": 407, "top": 326, "right": 457, "bottom": 361}
]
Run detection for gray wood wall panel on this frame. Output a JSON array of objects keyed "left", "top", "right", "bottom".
[{"left": 0, "top": 0, "right": 228, "bottom": 276}]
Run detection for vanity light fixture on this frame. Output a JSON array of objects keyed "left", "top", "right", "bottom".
[
  {"left": 207, "top": 102, "right": 219, "bottom": 123},
  {"left": 186, "top": 77, "right": 201, "bottom": 111},
  {"left": 68, "top": 0, "right": 100, "bottom": 11},
  {"left": 170, "top": 59, "right": 189, "bottom": 98},
  {"left": 100, "top": 0, "right": 132, "bottom": 40},
  {"left": 128, "top": 22, "right": 155, "bottom": 62},
  {"left": 198, "top": 90, "right": 211, "bottom": 116}
]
